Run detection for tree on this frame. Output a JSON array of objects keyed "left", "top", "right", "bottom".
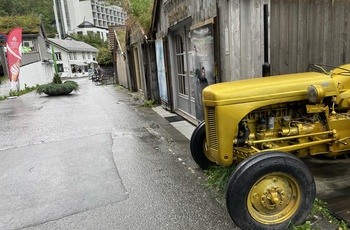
[
  {"left": 70, "top": 33, "right": 112, "bottom": 64},
  {"left": 123, "top": 0, "right": 154, "bottom": 34},
  {"left": 70, "top": 33, "right": 109, "bottom": 49},
  {"left": 96, "top": 47, "right": 113, "bottom": 65}
]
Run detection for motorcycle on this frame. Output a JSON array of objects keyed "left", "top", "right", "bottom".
[{"left": 93, "top": 74, "right": 103, "bottom": 85}]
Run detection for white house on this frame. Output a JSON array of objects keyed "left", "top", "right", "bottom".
[
  {"left": 0, "top": 15, "right": 54, "bottom": 91},
  {"left": 47, "top": 38, "right": 98, "bottom": 78},
  {"left": 19, "top": 32, "right": 54, "bottom": 89},
  {"left": 74, "top": 19, "right": 110, "bottom": 41}
]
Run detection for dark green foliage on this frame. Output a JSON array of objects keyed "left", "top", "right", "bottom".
[
  {"left": 0, "top": 0, "right": 56, "bottom": 37},
  {"left": 62, "top": 81, "right": 79, "bottom": 92},
  {"left": 70, "top": 34, "right": 112, "bottom": 64},
  {"left": 106, "top": 0, "right": 123, "bottom": 7},
  {"left": 96, "top": 47, "right": 113, "bottom": 65},
  {"left": 0, "top": 15, "right": 40, "bottom": 34},
  {"left": 126, "top": 0, "right": 153, "bottom": 34},
  {"left": 204, "top": 164, "right": 236, "bottom": 197},
  {"left": 70, "top": 33, "right": 108, "bottom": 49},
  {"left": 36, "top": 81, "right": 79, "bottom": 96},
  {"left": 52, "top": 73, "right": 62, "bottom": 84}
]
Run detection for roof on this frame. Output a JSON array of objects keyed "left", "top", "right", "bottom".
[
  {"left": 77, "top": 18, "right": 95, "bottom": 28},
  {"left": 151, "top": 0, "right": 159, "bottom": 33},
  {"left": 0, "top": 15, "right": 41, "bottom": 34},
  {"left": 48, "top": 38, "right": 98, "bottom": 52}
]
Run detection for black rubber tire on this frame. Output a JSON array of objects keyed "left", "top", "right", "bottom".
[
  {"left": 190, "top": 121, "right": 215, "bottom": 170},
  {"left": 226, "top": 151, "right": 316, "bottom": 230}
]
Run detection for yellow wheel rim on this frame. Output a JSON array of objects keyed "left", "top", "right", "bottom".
[{"left": 247, "top": 173, "right": 301, "bottom": 224}]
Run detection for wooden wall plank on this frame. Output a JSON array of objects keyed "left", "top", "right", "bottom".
[
  {"left": 270, "top": 0, "right": 350, "bottom": 75},
  {"left": 229, "top": 0, "right": 241, "bottom": 81},
  {"left": 322, "top": 0, "right": 332, "bottom": 65},
  {"left": 279, "top": 0, "right": 289, "bottom": 74},
  {"left": 297, "top": 0, "right": 308, "bottom": 72},
  {"left": 288, "top": 0, "right": 298, "bottom": 73},
  {"left": 270, "top": 0, "right": 280, "bottom": 74}
]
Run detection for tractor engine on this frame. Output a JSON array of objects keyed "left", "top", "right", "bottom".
[{"left": 234, "top": 101, "right": 336, "bottom": 158}]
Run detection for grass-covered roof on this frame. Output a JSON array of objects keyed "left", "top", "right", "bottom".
[{"left": 0, "top": 15, "right": 40, "bottom": 34}]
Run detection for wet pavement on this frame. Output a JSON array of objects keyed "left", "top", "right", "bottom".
[
  {"left": 0, "top": 76, "right": 348, "bottom": 229},
  {"left": 0, "top": 77, "right": 238, "bottom": 230}
]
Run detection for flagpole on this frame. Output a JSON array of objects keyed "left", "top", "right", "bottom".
[{"left": 51, "top": 44, "right": 58, "bottom": 74}]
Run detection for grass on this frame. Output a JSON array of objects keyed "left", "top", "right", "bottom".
[
  {"left": 0, "top": 84, "right": 38, "bottom": 100},
  {"left": 0, "top": 75, "right": 6, "bottom": 83},
  {"left": 114, "top": 84, "right": 125, "bottom": 91},
  {"left": 143, "top": 99, "right": 156, "bottom": 107},
  {"left": 203, "top": 165, "right": 349, "bottom": 230},
  {"left": 203, "top": 164, "right": 236, "bottom": 199}
]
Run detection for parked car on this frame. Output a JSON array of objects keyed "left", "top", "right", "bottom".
[{"left": 190, "top": 63, "right": 350, "bottom": 229}]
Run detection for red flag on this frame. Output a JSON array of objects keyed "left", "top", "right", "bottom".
[{"left": 6, "top": 28, "right": 22, "bottom": 90}]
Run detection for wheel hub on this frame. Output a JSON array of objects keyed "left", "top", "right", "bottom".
[
  {"left": 261, "top": 186, "right": 286, "bottom": 209},
  {"left": 249, "top": 175, "right": 296, "bottom": 217}
]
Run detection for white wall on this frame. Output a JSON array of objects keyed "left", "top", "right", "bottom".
[
  {"left": 19, "top": 62, "right": 54, "bottom": 89},
  {"left": 73, "top": 27, "right": 109, "bottom": 41},
  {"left": 79, "top": 1, "right": 94, "bottom": 23}
]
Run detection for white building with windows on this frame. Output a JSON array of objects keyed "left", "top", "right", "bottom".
[
  {"left": 48, "top": 38, "right": 98, "bottom": 78},
  {"left": 53, "top": 0, "right": 126, "bottom": 40}
]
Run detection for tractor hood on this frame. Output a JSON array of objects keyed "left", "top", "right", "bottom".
[{"left": 202, "top": 72, "right": 338, "bottom": 106}]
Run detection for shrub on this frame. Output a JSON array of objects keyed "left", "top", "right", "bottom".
[
  {"left": 52, "top": 72, "right": 62, "bottom": 84},
  {"left": 36, "top": 80, "right": 79, "bottom": 96}
]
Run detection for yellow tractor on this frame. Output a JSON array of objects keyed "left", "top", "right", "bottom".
[{"left": 190, "top": 64, "right": 350, "bottom": 229}]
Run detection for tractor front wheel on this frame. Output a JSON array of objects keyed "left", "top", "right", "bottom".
[
  {"left": 226, "top": 151, "right": 316, "bottom": 229},
  {"left": 190, "top": 121, "right": 215, "bottom": 170}
]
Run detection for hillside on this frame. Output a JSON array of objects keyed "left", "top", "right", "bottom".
[{"left": 0, "top": 0, "right": 55, "bottom": 37}]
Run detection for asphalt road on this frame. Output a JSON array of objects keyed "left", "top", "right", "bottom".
[{"left": 0, "top": 78, "right": 238, "bottom": 230}]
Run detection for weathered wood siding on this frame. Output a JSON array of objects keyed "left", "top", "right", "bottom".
[
  {"left": 270, "top": 0, "right": 350, "bottom": 75},
  {"left": 115, "top": 52, "right": 128, "bottom": 88},
  {"left": 220, "top": 0, "right": 269, "bottom": 82}
]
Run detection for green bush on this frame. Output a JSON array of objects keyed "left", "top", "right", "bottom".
[
  {"left": 52, "top": 72, "right": 62, "bottom": 84},
  {"left": 36, "top": 80, "right": 79, "bottom": 96}
]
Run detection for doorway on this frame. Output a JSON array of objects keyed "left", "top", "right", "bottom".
[{"left": 173, "top": 27, "right": 196, "bottom": 118}]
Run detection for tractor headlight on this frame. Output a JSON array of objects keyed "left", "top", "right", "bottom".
[{"left": 307, "top": 85, "right": 325, "bottom": 103}]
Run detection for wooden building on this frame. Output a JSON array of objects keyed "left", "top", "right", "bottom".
[{"left": 145, "top": 0, "right": 350, "bottom": 123}]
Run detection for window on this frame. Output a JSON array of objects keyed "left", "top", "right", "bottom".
[
  {"left": 69, "top": 52, "right": 73, "bottom": 60},
  {"left": 73, "top": 52, "right": 77, "bottom": 60},
  {"left": 87, "top": 52, "right": 91, "bottom": 59},
  {"left": 82, "top": 52, "right": 86, "bottom": 59},
  {"left": 23, "top": 41, "right": 33, "bottom": 48},
  {"left": 23, "top": 40, "right": 35, "bottom": 51},
  {"left": 57, "top": 64, "right": 64, "bottom": 73},
  {"left": 175, "top": 33, "right": 187, "bottom": 95},
  {"left": 55, "top": 52, "right": 62, "bottom": 61}
]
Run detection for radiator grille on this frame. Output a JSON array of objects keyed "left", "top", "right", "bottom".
[{"left": 207, "top": 107, "right": 218, "bottom": 150}]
